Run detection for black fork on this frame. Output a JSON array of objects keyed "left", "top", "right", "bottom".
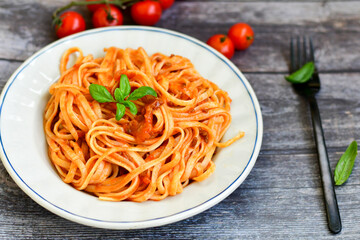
[{"left": 290, "top": 37, "right": 342, "bottom": 234}]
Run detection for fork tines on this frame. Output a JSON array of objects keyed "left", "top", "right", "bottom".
[{"left": 290, "top": 36, "right": 315, "bottom": 73}]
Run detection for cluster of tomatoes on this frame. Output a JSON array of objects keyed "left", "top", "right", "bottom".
[
  {"left": 54, "top": 0, "right": 254, "bottom": 60},
  {"left": 55, "top": 0, "right": 174, "bottom": 38},
  {"left": 207, "top": 23, "right": 254, "bottom": 59}
]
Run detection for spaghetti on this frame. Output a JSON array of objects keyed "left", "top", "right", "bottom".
[{"left": 44, "top": 47, "right": 244, "bottom": 202}]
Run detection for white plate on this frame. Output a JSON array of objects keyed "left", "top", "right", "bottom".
[{"left": 0, "top": 26, "right": 263, "bottom": 229}]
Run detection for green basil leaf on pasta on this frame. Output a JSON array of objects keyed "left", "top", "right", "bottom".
[
  {"left": 127, "top": 86, "right": 157, "bottom": 101},
  {"left": 120, "top": 74, "right": 131, "bottom": 98},
  {"left": 123, "top": 101, "right": 138, "bottom": 115},
  {"left": 89, "top": 84, "right": 115, "bottom": 103},
  {"left": 115, "top": 103, "right": 126, "bottom": 121},
  {"left": 114, "top": 88, "right": 123, "bottom": 103}
]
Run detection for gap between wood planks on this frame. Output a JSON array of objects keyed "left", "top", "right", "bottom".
[
  {"left": 238, "top": 184, "right": 360, "bottom": 190},
  {"left": 260, "top": 146, "right": 355, "bottom": 155},
  {"left": 2, "top": 58, "right": 360, "bottom": 74}
]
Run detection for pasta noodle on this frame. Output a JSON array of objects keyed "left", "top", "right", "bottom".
[{"left": 44, "top": 46, "right": 244, "bottom": 202}]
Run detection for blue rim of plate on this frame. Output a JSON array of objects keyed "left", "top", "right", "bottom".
[{"left": 0, "top": 26, "right": 262, "bottom": 227}]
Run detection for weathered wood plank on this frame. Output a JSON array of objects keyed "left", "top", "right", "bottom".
[
  {"left": 1, "top": 170, "right": 360, "bottom": 239},
  {"left": 2, "top": 1, "right": 360, "bottom": 72},
  {"left": 0, "top": 60, "right": 21, "bottom": 89},
  {"left": 1, "top": 62, "right": 359, "bottom": 191},
  {"left": 1, "top": 60, "right": 360, "bottom": 237},
  {"left": 247, "top": 72, "right": 360, "bottom": 153},
  {"left": 160, "top": 1, "right": 360, "bottom": 72},
  {"left": 1, "top": 61, "right": 359, "bottom": 153},
  {"left": 0, "top": 0, "right": 90, "bottom": 61},
  {"left": 1, "top": 1, "right": 360, "bottom": 239}
]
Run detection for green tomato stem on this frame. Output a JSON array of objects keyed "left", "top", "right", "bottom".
[
  {"left": 52, "top": 0, "right": 135, "bottom": 20},
  {"left": 246, "top": 36, "right": 253, "bottom": 41},
  {"left": 104, "top": 6, "right": 115, "bottom": 21},
  {"left": 220, "top": 36, "right": 227, "bottom": 43}
]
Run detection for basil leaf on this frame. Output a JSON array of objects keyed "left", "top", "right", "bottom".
[
  {"left": 123, "top": 101, "right": 138, "bottom": 115},
  {"left": 127, "top": 86, "right": 157, "bottom": 101},
  {"left": 120, "top": 74, "right": 131, "bottom": 99},
  {"left": 285, "top": 62, "right": 315, "bottom": 84},
  {"left": 89, "top": 84, "right": 115, "bottom": 103},
  {"left": 114, "top": 88, "right": 123, "bottom": 103},
  {"left": 334, "top": 141, "right": 358, "bottom": 185},
  {"left": 115, "top": 103, "right": 126, "bottom": 121}
]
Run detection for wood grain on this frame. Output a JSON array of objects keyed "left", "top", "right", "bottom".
[
  {"left": 1, "top": 165, "right": 360, "bottom": 239},
  {"left": 1, "top": 61, "right": 358, "bottom": 153},
  {"left": 1, "top": 0, "right": 360, "bottom": 239},
  {"left": 2, "top": 1, "right": 360, "bottom": 72},
  {"left": 247, "top": 73, "right": 360, "bottom": 151},
  {"left": 1, "top": 61, "right": 359, "bottom": 238}
]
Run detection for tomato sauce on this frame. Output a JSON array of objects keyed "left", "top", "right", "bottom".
[{"left": 128, "top": 98, "right": 163, "bottom": 143}]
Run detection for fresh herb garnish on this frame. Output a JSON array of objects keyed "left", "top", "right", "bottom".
[
  {"left": 89, "top": 84, "right": 115, "bottom": 103},
  {"left": 285, "top": 61, "right": 315, "bottom": 84},
  {"left": 334, "top": 141, "right": 358, "bottom": 186},
  {"left": 119, "top": 74, "right": 131, "bottom": 98},
  {"left": 116, "top": 103, "right": 126, "bottom": 120},
  {"left": 127, "top": 86, "right": 157, "bottom": 101},
  {"left": 89, "top": 74, "right": 157, "bottom": 120}
]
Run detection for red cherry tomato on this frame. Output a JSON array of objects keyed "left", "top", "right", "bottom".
[
  {"left": 228, "top": 23, "right": 254, "bottom": 50},
  {"left": 92, "top": 6, "right": 123, "bottom": 28},
  {"left": 55, "top": 11, "right": 86, "bottom": 39},
  {"left": 207, "top": 34, "right": 235, "bottom": 59},
  {"left": 86, "top": 0, "right": 114, "bottom": 12},
  {"left": 131, "top": 1, "right": 162, "bottom": 26},
  {"left": 159, "top": 0, "right": 174, "bottom": 10}
]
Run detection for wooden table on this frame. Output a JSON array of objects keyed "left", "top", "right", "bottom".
[{"left": 1, "top": 0, "right": 360, "bottom": 239}]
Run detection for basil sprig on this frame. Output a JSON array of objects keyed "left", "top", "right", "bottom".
[
  {"left": 285, "top": 62, "right": 315, "bottom": 84},
  {"left": 89, "top": 74, "right": 157, "bottom": 120},
  {"left": 334, "top": 141, "right": 358, "bottom": 186}
]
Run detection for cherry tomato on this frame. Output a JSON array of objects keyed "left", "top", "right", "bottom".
[
  {"left": 159, "top": 0, "right": 174, "bottom": 10},
  {"left": 55, "top": 11, "right": 86, "bottom": 39},
  {"left": 131, "top": 1, "right": 162, "bottom": 26},
  {"left": 86, "top": 0, "right": 114, "bottom": 12},
  {"left": 227, "top": 23, "right": 254, "bottom": 50},
  {"left": 207, "top": 34, "right": 235, "bottom": 59},
  {"left": 92, "top": 5, "right": 123, "bottom": 28}
]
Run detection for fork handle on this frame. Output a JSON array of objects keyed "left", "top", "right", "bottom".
[{"left": 309, "top": 95, "right": 342, "bottom": 234}]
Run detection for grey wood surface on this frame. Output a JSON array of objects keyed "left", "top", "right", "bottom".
[{"left": 1, "top": 0, "right": 360, "bottom": 239}]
